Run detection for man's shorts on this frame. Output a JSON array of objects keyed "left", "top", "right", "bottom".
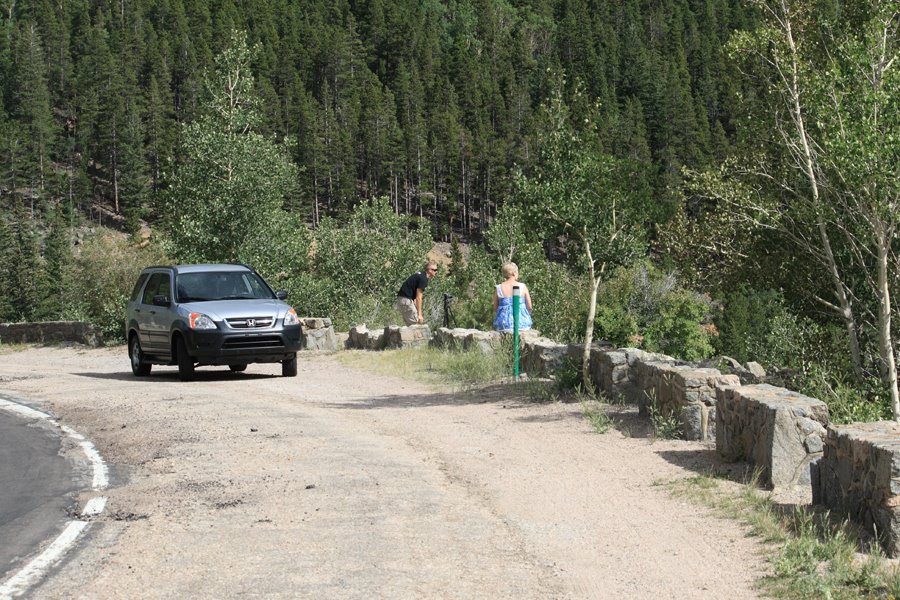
[{"left": 395, "top": 296, "right": 419, "bottom": 325}]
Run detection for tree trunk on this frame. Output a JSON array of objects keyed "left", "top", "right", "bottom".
[
  {"left": 875, "top": 229, "right": 900, "bottom": 421},
  {"left": 581, "top": 235, "right": 598, "bottom": 392},
  {"left": 781, "top": 3, "right": 865, "bottom": 382}
]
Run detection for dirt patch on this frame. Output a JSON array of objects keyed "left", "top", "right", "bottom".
[{"left": 0, "top": 346, "right": 770, "bottom": 598}]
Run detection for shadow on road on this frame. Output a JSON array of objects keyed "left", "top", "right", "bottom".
[
  {"left": 653, "top": 448, "right": 754, "bottom": 484},
  {"left": 74, "top": 370, "right": 275, "bottom": 382}
]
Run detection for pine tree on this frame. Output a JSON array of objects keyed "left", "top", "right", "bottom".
[
  {"left": 38, "top": 204, "right": 73, "bottom": 319},
  {"left": 11, "top": 22, "right": 56, "bottom": 200},
  {"left": 7, "top": 204, "right": 42, "bottom": 321}
]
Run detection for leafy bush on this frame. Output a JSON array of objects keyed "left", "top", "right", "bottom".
[
  {"left": 718, "top": 287, "right": 793, "bottom": 365},
  {"left": 70, "top": 233, "right": 169, "bottom": 342},
  {"left": 799, "top": 366, "right": 889, "bottom": 424},
  {"left": 716, "top": 286, "right": 856, "bottom": 376},
  {"left": 594, "top": 262, "right": 716, "bottom": 359},
  {"left": 644, "top": 289, "right": 715, "bottom": 360},
  {"left": 302, "top": 198, "right": 432, "bottom": 329}
]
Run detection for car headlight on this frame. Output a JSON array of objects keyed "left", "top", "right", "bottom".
[
  {"left": 284, "top": 308, "right": 299, "bottom": 326},
  {"left": 189, "top": 312, "right": 216, "bottom": 329}
]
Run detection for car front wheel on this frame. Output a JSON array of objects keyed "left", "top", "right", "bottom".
[
  {"left": 129, "top": 336, "right": 151, "bottom": 376},
  {"left": 282, "top": 356, "right": 297, "bottom": 377},
  {"left": 229, "top": 364, "right": 248, "bottom": 372},
  {"left": 175, "top": 337, "right": 195, "bottom": 381}
]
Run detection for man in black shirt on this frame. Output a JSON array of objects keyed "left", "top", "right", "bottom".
[{"left": 395, "top": 261, "right": 438, "bottom": 325}]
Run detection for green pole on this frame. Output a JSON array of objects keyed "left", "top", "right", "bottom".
[{"left": 513, "top": 285, "right": 520, "bottom": 379}]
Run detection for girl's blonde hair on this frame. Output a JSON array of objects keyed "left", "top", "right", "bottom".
[{"left": 501, "top": 262, "right": 518, "bottom": 279}]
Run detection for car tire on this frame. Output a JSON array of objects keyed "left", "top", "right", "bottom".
[
  {"left": 175, "top": 337, "right": 195, "bottom": 381},
  {"left": 229, "top": 364, "right": 248, "bottom": 372},
  {"left": 282, "top": 356, "right": 297, "bottom": 377},
  {"left": 129, "top": 336, "right": 152, "bottom": 376}
]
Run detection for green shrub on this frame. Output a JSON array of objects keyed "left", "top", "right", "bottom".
[
  {"left": 71, "top": 233, "right": 169, "bottom": 342},
  {"left": 594, "top": 262, "right": 716, "bottom": 359},
  {"left": 800, "top": 366, "right": 890, "bottom": 424},
  {"left": 718, "top": 287, "right": 799, "bottom": 365},
  {"left": 644, "top": 289, "right": 715, "bottom": 360},
  {"left": 279, "top": 198, "right": 432, "bottom": 330}
]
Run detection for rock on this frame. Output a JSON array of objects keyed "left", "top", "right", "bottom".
[{"left": 745, "top": 361, "right": 767, "bottom": 379}]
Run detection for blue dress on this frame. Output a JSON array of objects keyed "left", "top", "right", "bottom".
[{"left": 493, "top": 284, "right": 533, "bottom": 332}]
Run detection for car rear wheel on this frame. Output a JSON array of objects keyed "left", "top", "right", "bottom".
[
  {"left": 282, "top": 356, "right": 297, "bottom": 377},
  {"left": 229, "top": 364, "right": 248, "bottom": 372},
  {"left": 175, "top": 337, "right": 195, "bottom": 381},
  {"left": 129, "top": 336, "right": 152, "bottom": 376}
]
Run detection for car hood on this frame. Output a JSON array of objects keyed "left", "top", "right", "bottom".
[{"left": 181, "top": 299, "right": 290, "bottom": 321}]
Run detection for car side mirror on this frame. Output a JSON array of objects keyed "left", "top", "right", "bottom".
[
  {"left": 152, "top": 294, "right": 170, "bottom": 307},
  {"left": 275, "top": 290, "right": 288, "bottom": 300}
]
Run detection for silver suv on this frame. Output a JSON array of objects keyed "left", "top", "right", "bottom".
[{"left": 126, "top": 264, "right": 302, "bottom": 380}]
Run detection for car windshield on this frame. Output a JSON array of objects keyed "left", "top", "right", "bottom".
[{"left": 175, "top": 271, "right": 274, "bottom": 302}]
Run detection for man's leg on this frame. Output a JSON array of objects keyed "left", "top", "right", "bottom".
[{"left": 395, "top": 297, "right": 418, "bottom": 326}]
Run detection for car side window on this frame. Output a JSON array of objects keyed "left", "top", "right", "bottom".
[
  {"left": 142, "top": 273, "right": 171, "bottom": 305},
  {"left": 130, "top": 273, "right": 149, "bottom": 302}
]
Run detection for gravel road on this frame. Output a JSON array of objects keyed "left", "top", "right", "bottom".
[{"left": 0, "top": 346, "right": 767, "bottom": 599}]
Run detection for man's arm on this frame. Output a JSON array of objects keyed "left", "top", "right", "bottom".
[{"left": 415, "top": 288, "right": 425, "bottom": 324}]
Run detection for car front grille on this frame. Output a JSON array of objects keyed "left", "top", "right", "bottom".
[
  {"left": 226, "top": 316, "right": 274, "bottom": 329},
  {"left": 222, "top": 336, "right": 284, "bottom": 350}
]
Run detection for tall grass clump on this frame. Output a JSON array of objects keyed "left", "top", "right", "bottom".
[
  {"left": 435, "top": 342, "right": 513, "bottom": 387},
  {"left": 668, "top": 472, "right": 900, "bottom": 599}
]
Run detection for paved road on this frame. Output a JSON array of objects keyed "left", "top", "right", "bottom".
[{"left": 0, "top": 404, "right": 83, "bottom": 584}]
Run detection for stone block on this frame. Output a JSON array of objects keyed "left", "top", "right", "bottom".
[
  {"left": 519, "top": 336, "right": 567, "bottom": 378},
  {"left": 716, "top": 384, "right": 829, "bottom": 489},
  {"left": 814, "top": 421, "right": 900, "bottom": 557},
  {"left": 335, "top": 331, "right": 349, "bottom": 349},
  {"left": 383, "top": 325, "right": 432, "bottom": 349},
  {"left": 299, "top": 318, "right": 337, "bottom": 351},
  {"left": 463, "top": 330, "right": 501, "bottom": 352},
  {"left": 347, "top": 325, "right": 372, "bottom": 350},
  {"left": 746, "top": 361, "right": 767, "bottom": 379}
]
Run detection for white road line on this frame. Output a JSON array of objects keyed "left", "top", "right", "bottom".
[
  {"left": 0, "top": 522, "right": 88, "bottom": 598},
  {"left": 0, "top": 397, "right": 109, "bottom": 599}
]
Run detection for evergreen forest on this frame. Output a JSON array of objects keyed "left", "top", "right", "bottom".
[{"left": 0, "top": 0, "right": 898, "bottom": 422}]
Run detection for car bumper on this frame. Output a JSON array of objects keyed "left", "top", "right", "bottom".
[{"left": 184, "top": 324, "right": 302, "bottom": 365}]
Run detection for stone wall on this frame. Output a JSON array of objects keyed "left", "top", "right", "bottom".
[
  {"left": 814, "top": 421, "right": 900, "bottom": 557},
  {"left": 347, "top": 324, "right": 386, "bottom": 350},
  {"left": 384, "top": 325, "right": 432, "bottom": 349},
  {"left": 299, "top": 318, "right": 338, "bottom": 351},
  {"left": 429, "top": 327, "right": 569, "bottom": 377},
  {"left": 716, "top": 384, "right": 829, "bottom": 489},
  {"left": 646, "top": 365, "right": 740, "bottom": 441},
  {"left": 431, "top": 327, "right": 501, "bottom": 352},
  {"left": 346, "top": 324, "right": 432, "bottom": 350},
  {"left": 0, "top": 321, "right": 103, "bottom": 346},
  {"left": 518, "top": 334, "right": 568, "bottom": 378}
]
